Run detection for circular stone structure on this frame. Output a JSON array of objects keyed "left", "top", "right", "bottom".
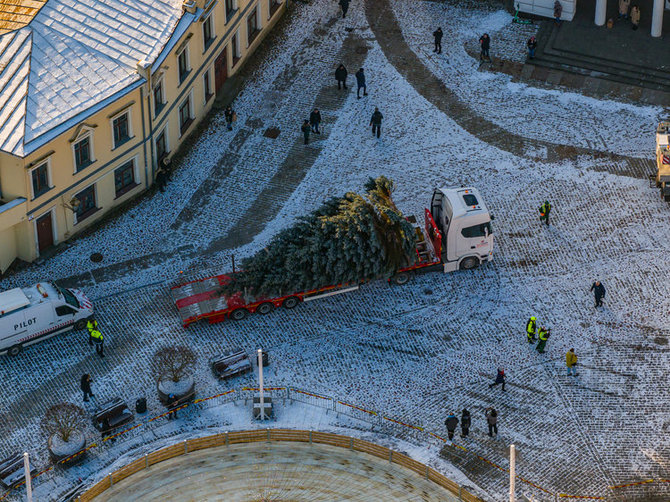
[{"left": 95, "top": 442, "right": 461, "bottom": 501}]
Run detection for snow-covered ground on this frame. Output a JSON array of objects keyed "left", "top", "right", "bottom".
[{"left": 1, "top": 0, "right": 669, "bottom": 501}]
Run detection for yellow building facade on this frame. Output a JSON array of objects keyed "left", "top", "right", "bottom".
[{"left": 0, "top": 0, "right": 286, "bottom": 274}]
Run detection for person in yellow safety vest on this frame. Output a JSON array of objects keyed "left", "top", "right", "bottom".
[
  {"left": 536, "top": 327, "right": 550, "bottom": 353},
  {"left": 566, "top": 348, "right": 578, "bottom": 376},
  {"left": 86, "top": 319, "right": 98, "bottom": 345},
  {"left": 526, "top": 316, "right": 537, "bottom": 343},
  {"left": 88, "top": 322, "right": 104, "bottom": 358},
  {"left": 539, "top": 201, "right": 551, "bottom": 226}
]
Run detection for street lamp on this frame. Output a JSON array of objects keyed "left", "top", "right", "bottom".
[{"left": 62, "top": 196, "right": 81, "bottom": 212}]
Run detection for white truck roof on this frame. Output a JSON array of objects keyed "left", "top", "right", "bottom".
[
  {"left": 0, "top": 288, "right": 30, "bottom": 316},
  {"left": 438, "top": 187, "right": 490, "bottom": 219}
]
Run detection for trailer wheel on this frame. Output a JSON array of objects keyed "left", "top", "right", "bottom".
[
  {"left": 7, "top": 345, "right": 22, "bottom": 357},
  {"left": 282, "top": 296, "right": 300, "bottom": 309},
  {"left": 256, "top": 302, "right": 275, "bottom": 315},
  {"left": 460, "top": 257, "right": 479, "bottom": 270},
  {"left": 74, "top": 319, "right": 87, "bottom": 330},
  {"left": 230, "top": 308, "right": 249, "bottom": 321},
  {"left": 390, "top": 272, "right": 411, "bottom": 286}
]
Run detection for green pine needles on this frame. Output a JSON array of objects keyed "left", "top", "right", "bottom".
[{"left": 224, "top": 176, "right": 418, "bottom": 298}]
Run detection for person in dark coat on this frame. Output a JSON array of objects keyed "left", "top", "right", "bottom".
[
  {"left": 590, "top": 280, "right": 606, "bottom": 307},
  {"left": 301, "top": 120, "right": 311, "bottom": 145},
  {"left": 554, "top": 0, "right": 563, "bottom": 24},
  {"left": 309, "top": 108, "right": 322, "bottom": 134},
  {"left": 488, "top": 367, "right": 506, "bottom": 391},
  {"left": 335, "top": 64, "right": 348, "bottom": 90},
  {"left": 527, "top": 36, "right": 537, "bottom": 59},
  {"left": 444, "top": 412, "right": 458, "bottom": 440},
  {"left": 159, "top": 155, "right": 173, "bottom": 181},
  {"left": 339, "top": 0, "right": 349, "bottom": 18},
  {"left": 433, "top": 27, "right": 443, "bottom": 53},
  {"left": 80, "top": 374, "right": 94, "bottom": 402},
  {"left": 479, "top": 33, "right": 490, "bottom": 61},
  {"left": 166, "top": 394, "right": 178, "bottom": 420},
  {"left": 485, "top": 407, "right": 498, "bottom": 437},
  {"left": 369, "top": 107, "right": 383, "bottom": 138},
  {"left": 155, "top": 167, "right": 168, "bottom": 192},
  {"left": 355, "top": 68, "right": 367, "bottom": 99},
  {"left": 460, "top": 409, "right": 471, "bottom": 438},
  {"left": 224, "top": 105, "right": 235, "bottom": 131}
]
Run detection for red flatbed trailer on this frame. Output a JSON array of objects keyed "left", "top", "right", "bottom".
[{"left": 171, "top": 209, "right": 443, "bottom": 327}]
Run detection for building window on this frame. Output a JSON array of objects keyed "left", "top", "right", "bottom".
[
  {"left": 225, "top": 0, "right": 236, "bottom": 21},
  {"left": 179, "top": 94, "right": 193, "bottom": 135},
  {"left": 74, "top": 185, "right": 97, "bottom": 223},
  {"left": 247, "top": 8, "right": 260, "bottom": 46},
  {"left": 203, "top": 13, "right": 215, "bottom": 50},
  {"left": 153, "top": 78, "right": 165, "bottom": 116},
  {"left": 269, "top": 0, "right": 281, "bottom": 18},
  {"left": 156, "top": 127, "right": 169, "bottom": 162},
  {"left": 203, "top": 67, "right": 213, "bottom": 103},
  {"left": 231, "top": 31, "right": 240, "bottom": 66},
  {"left": 73, "top": 135, "right": 93, "bottom": 172},
  {"left": 31, "top": 162, "right": 51, "bottom": 199},
  {"left": 114, "top": 159, "right": 138, "bottom": 197},
  {"left": 112, "top": 111, "right": 131, "bottom": 148},
  {"left": 178, "top": 46, "right": 190, "bottom": 84}
]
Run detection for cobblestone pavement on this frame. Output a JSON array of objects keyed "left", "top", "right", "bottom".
[{"left": 1, "top": 1, "right": 669, "bottom": 501}]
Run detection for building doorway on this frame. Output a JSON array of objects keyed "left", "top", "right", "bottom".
[
  {"left": 214, "top": 47, "right": 228, "bottom": 93},
  {"left": 36, "top": 211, "right": 54, "bottom": 253}
]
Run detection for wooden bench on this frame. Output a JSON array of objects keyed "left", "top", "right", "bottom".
[
  {"left": 92, "top": 398, "right": 133, "bottom": 433},
  {"left": 210, "top": 348, "right": 252, "bottom": 380},
  {"left": 0, "top": 453, "right": 36, "bottom": 488}
]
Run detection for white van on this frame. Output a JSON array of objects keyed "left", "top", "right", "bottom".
[{"left": 0, "top": 283, "right": 93, "bottom": 356}]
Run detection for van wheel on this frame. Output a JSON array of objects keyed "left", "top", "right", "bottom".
[
  {"left": 256, "top": 302, "right": 275, "bottom": 315},
  {"left": 230, "top": 308, "right": 249, "bottom": 321},
  {"left": 390, "top": 272, "right": 411, "bottom": 286},
  {"left": 7, "top": 345, "right": 22, "bottom": 357},
  {"left": 460, "top": 257, "right": 479, "bottom": 270},
  {"left": 282, "top": 296, "right": 300, "bottom": 309},
  {"left": 74, "top": 320, "right": 87, "bottom": 330}
]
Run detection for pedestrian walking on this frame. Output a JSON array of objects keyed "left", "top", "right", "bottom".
[
  {"left": 159, "top": 155, "right": 173, "bottom": 181},
  {"left": 166, "top": 394, "right": 178, "bottom": 420},
  {"left": 554, "top": 0, "right": 563, "bottom": 24},
  {"left": 369, "top": 107, "right": 383, "bottom": 138},
  {"left": 301, "top": 119, "right": 311, "bottom": 145},
  {"left": 479, "top": 33, "right": 490, "bottom": 61},
  {"left": 566, "top": 348, "right": 578, "bottom": 376},
  {"left": 433, "top": 27, "right": 443, "bottom": 54},
  {"left": 87, "top": 322, "right": 104, "bottom": 357},
  {"left": 224, "top": 105, "right": 235, "bottom": 131},
  {"left": 155, "top": 167, "right": 168, "bottom": 193},
  {"left": 485, "top": 407, "right": 498, "bottom": 438},
  {"left": 444, "top": 412, "right": 459, "bottom": 440},
  {"left": 488, "top": 367, "right": 506, "bottom": 391},
  {"left": 80, "top": 374, "right": 94, "bottom": 402},
  {"left": 355, "top": 68, "right": 367, "bottom": 99},
  {"left": 86, "top": 319, "right": 98, "bottom": 345},
  {"left": 618, "top": 0, "right": 630, "bottom": 18},
  {"left": 460, "top": 409, "right": 471, "bottom": 438},
  {"left": 339, "top": 0, "right": 349, "bottom": 18},
  {"left": 539, "top": 200, "right": 551, "bottom": 226},
  {"left": 630, "top": 5, "right": 640, "bottom": 29},
  {"left": 527, "top": 36, "right": 537, "bottom": 59},
  {"left": 309, "top": 108, "right": 322, "bottom": 134},
  {"left": 590, "top": 280, "right": 606, "bottom": 307},
  {"left": 526, "top": 316, "right": 537, "bottom": 343},
  {"left": 536, "top": 327, "right": 550, "bottom": 353},
  {"left": 335, "top": 64, "right": 348, "bottom": 89}
]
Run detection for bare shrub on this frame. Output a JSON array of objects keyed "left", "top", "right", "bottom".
[
  {"left": 152, "top": 345, "right": 197, "bottom": 383},
  {"left": 42, "top": 403, "right": 86, "bottom": 442}
]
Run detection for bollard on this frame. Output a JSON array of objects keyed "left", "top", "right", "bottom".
[
  {"left": 458, "top": 485, "right": 462, "bottom": 501},
  {"left": 109, "top": 473, "right": 113, "bottom": 487},
  {"left": 349, "top": 437, "right": 354, "bottom": 450},
  {"left": 388, "top": 450, "right": 393, "bottom": 463},
  {"left": 145, "top": 454, "right": 149, "bottom": 469},
  {"left": 225, "top": 431, "right": 229, "bottom": 446},
  {"left": 425, "top": 465, "right": 429, "bottom": 480},
  {"left": 184, "top": 440, "right": 188, "bottom": 454},
  {"left": 267, "top": 428, "right": 271, "bottom": 442},
  {"left": 309, "top": 430, "right": 313, "bottom": 444}
]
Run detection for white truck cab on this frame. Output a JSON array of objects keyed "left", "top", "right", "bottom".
[
  {"left": 0, "top": 283, "right": 93, "bottom": 356},
  {"left": 430, "top": 187, "right": 494, "bottom": 272}
]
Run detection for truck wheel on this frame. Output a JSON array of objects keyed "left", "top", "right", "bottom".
[
  {"left": 282, "top": 296, "right": 300, "bottom": 309},
  {"left": 390, "top": 272, "right": 411, "bottom": 286},
  {"left": 256, "top": 302, "right": 275, "bottom": 315},
  {"left": 74, "top": 319, "right": 87, "bottom": 330},
  {"left": 7, "top": 345, "right": 22, "bottom": 357},
  {"left": 460, "top": 257, "right": 479, "bottom": 270},
  {"left": 230, "top": 308, "right": 249, "bottom": 321}
]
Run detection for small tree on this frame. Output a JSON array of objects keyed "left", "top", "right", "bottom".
[
  {"left": 153, "top": 345, "right": 197, "bottom": 383},
  {"left": 42, "top": 403, "right": 86, "bottom": 442}
]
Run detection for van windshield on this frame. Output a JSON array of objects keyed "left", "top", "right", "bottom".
[{"left": 55, "top": 284, "right": 80, "bottom": 309}]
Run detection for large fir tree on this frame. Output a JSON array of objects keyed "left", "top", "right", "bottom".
[{"left": 224, "top": 176, "right": 417, "bottom": 297}]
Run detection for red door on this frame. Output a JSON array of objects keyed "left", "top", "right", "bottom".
[
  {"left": 36, "top": 212, "right": 54, "bottom": 253},
  {"left": 214, "top": 47, "right": 228, "bottom": 93}
]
